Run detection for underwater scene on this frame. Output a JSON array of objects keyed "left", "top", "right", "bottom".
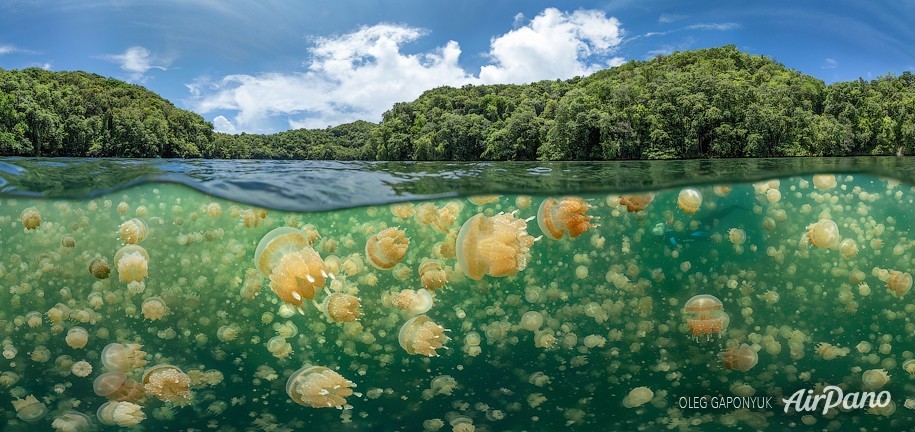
[{"left": 0, "top": 166, "right": 914, "bottom": 431}]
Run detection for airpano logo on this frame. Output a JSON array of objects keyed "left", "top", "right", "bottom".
[{"left": 782, "top": 386, "right": 892, "bottom": 414}]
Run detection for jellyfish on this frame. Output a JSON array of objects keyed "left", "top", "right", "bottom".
[
  {"left": 677, "top": 188, "right": 703, "bottom": 214},
  {"left": 720, "top": 343, "right": 758, "bottom": 372},
  {"left": 455, "top": 212, "right": 536, "bottom": 281},
  {"left": 619, "top": 194, "right": 654, "bottom": 212},
  {"left": 622, "top": 387, "right": 654, "bottom": 408},
  {"left": 88, "top": 257, "right": 111, "bottom": 280},
  {"left": 71, "top": 360, "right": 93, "bottom": 378},
  {"left": 114, "top": 245, "right": 150, "bottom": 283},
  {"left": 468, "top": 195, "right": 500, "bottom": 205},
  {"left": 119, "top": 218, "right": 149, "bottom": 244},
  {"left": 365, "top": 227, "right": 410, "bottom": 270},
  {"left": 886, "top": 270, "right": 912, "bottom": 297},
  {"left": 816, "top": 343, "right": 850, "bottom": 360},
  {"left": 902, "top": 359, "right": 915, "bottom": 375},
  {"left": 319, "top": 292, "right": 362, "bottom": 322},
  {"left": 286, "top": 366, "right": 356, "bottom": 409},
  {"left": 141, "top": 297, "right": 169, "bottom": 321},
  {"left": 143, "top": 364, "right": 192, "bottom": 405},
  {"left": 519, "top": 311, "right": 544, "bottom": 331},
  {"left": 419, "top": 259, "right": 449, "bottom": 291},
  {"left": 96, "top": 401, "right": 145, "bottom": 427},
  {"left": 813, "top": 174, "right": 837, "bottom": 191},
  {"left": 65, "top": 326, "right": 89, "bottom": 349},
  {"left": 728, "top": 228, "right": 746, "bottom": 245},
  {"left": 537, "top": 197, "right": 594, "bottom": 240},
  {"left": 254, "top": 227, "right": 329, "bottom": 307},
  {"left": 391, "top": 289, "right": 434, "bottom": 317},
  {"left": 682, "top": 294, "right": 729, "bottom": 341},
  {"left": 862, "top": 369, "right": 890, "bottom": 390},
  {"left": 805, "top": 219, "right": 840, "bottom": 249},
  {"left": 839, "top": 239, "right": 858, "bottom": 259},
  {"left": 101, "top": 343, "right": 148, "bottom": 373},
  {"left": 20, "top": 207, "right": 42, "bottom": 230},
  {"left": 93, "top": 372, "right": 145, "bottom": 401},
  {"left": 399, "top": 314, "right": 450, "bottom": 357},
  {"left": 52, "top": 410, "right": 93, "bottom": 432},
  {"left": 12, "top": 395, "right": 47, "bottom": 423}
]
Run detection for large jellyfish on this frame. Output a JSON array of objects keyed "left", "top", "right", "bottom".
[
  {"left": 365, "top": 227, "right": 410, "bottom": 270},
  {"left": 254, "top": 227, "right": 329, "bottom": 307},
  {"left": 399, "top": 314, "right": 450, "bottom": 356},
  {"left": 114, "top": 245, "right": 150, "bottom": 283},
  {"left": 682, "top": 294, "right": 729, "bottom": 341},
  {"left": 456, "top": 212, "right": 536, "bottom": 280},
  {"left": 537, "top": 197, "right": 595, "bottom": 240},
  {"left": 142, "top": 364, "right": 192, "bottom": 405},
  {"left": 286, "top": 366, "right": 356, "bottom": 409}
]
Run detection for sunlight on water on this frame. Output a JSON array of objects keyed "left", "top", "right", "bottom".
[{"left": 0, "top": 173, "right": 913, "bottom": 431}]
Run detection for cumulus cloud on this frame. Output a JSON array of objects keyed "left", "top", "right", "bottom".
[
  {"left": 101, "top": 46, "right": 171, "bottom": 82},
  {"left": 189, "top": 8, "right": 627, "bottom": 133}
]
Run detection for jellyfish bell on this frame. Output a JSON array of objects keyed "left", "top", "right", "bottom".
[
  {"left": 88, "top": 257, "right": 111, "bottom": 280},
  {"left": 839, "top": 239, "right": 858, "bottom": 259},
  {"left": 286, "top": 365, "right": 356, "bottom": 409},
  {"left": 114, "top": 244, "right": 150, "bottom": 283},
  {"left": 399, "top": 314, "right": 450, "bottom": 356},
  {"left": 93, "top": 372, "right": 144, "bottom": 402},
  {"left": 12, "top": 395, "right": 47, "bottom": 423},
  {"left": 813, "top": 174, "right": 838, "bottom": 191},
  {"left": 392, "top": 289, "right": 434, "bottom": 317},
  {"left": 142, "top": 364, "right": 192, "bottom": 405},
  {"left": 141, "top": 297, "right": 169, "bottom": 321},
  {"left": 119, "top": 218, "right": 149, "bottom": 244},
  {"left": 20, "top": 207, "right": 42, "bottom": 230},
  {"left": 319, "top": 292, "right": 362, "bottom": 322},
  {"left": 52, "top": 410, "right": 93, "bottom": 432},
  {"left": 467, "top": 195, "right": 500, "bottom": 205},
  {"left": 682, "top": 294, "right": 728, "bottom": 341},
  {"left": 619, "top": 194, "right": 654, "bottom": 212},
  {"left": 728, "top": 228, "right": 746, "bottom": 246},
  {"left": 96, "top": 401, "right": 145, "bottom": 427},
  {"left": 720, "top": 343, "right": 758, "bottom": 372},
  {"left": 862, "top": 369, "right": 891, "bottom": 390},
  {"left": 254, "top": 227, "right": 329, "bottom": 307},
  {"left": 365, "top": 227, "right": 410, "bottom": 270},
  {"left": 537, "top": 197, "right": 595, "bottom": 240},
  {"left": 805, "top": 219, "right": 840, "bottom": 249},
  {"left": 622, "top": 387, "right": 654, "bottom": 408},
  {"left": 456, "top": 212, "right": 536, "bottom": 281},
  {"left": 677, "top": 188, "right": 703, "bottom": 214},
  {"left": 886, "top": 270, "right": 912, "bottom": 297},
  {"left": 419, "top": 259, "right": 449, "bottom": 291},
  {"left": 66, "top": 326, "right": 89, "bottom": 349},
  {"left": 101, "top": 342, "right": 148, "bottom": 373}
]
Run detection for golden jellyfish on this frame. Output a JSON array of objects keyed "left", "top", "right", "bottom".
[
  {"left": 12, "top": 395, "right": 47, "bottom": 423},
  {"left": 720, "top": 343, "right": 758, "bottom": 372},
  {"left": 101, "top": 343, "right": 148, "bottom": 373},
  {"left": 677, "top": 188, "right": 703, "bottom": 214},
  {"left": 65, "top": 326, "right": 89, "bottom": 349},
  {"left": 286, "top": 366, "right": 356, "bottom": 409},
  {"left": 419, "top": 259, "right": 449, "bottom": 291},
  {"left": 19, "top": 207, "right": 42, "bottom": 230},
  {"left": 468, "top": 195, "right": 500, "bottom": 205},
  {"left": 727, "top": 228, "right": 746, "bottom": 245},
  {"left": 96, "top": 401, "right": 145, "bottom": 427},
  {"left": 119, "top": 218, "right": 149, "bottom": 244},
  {"left": 813, "top": 174, "right": 837, "bottom": 191},
  {"left": 365, "top": 227, "right": 409, "bottom": 270},
  {"left": 455, "top": 212, "right": 535, "bottom": 281},
  {"left": 816, "top": 343, "right": 850, "bottom": 360},
  {"left": 142, "top": 364, "right": 192, "bottom": 405},
  {"left": 141, "top": 297, "right": 169, "bottom": 321},
  {"left": 71, "top": 360, "right": 93, "bottom": 377},
  {"left": 537, "top": 197, "right": 594, "bottom": 240},
  {"left": 805, "top": 219, "right": 840, "bottom": 249},
  {"left": 862, "top": 369, "right": 890, "bottom": 390},
  {"left": 114, "top": 244, "right": 150, "bottom": 283},
  {"left": 886, "top": 270, "right": 912, "bottom": 297},
  {"left": 392, "top": 289, "right": 434, "bottom": 316},
  {"left": 902, "top": 359, "right": 915, "bottom": 375},
  {"left": 399, "top": 314, "right": 450, "bottom": 357},
  {"left": 254, "top": 227, "right": 328, "bottom": 307},
  {"left": 52, "top": 410, "right": 93, "bottom": 432},
  {"left": 319, "top": 293, "right": 362, "bottom": 322},
  {"left": 93, "top": 372, "right": 145, "bottom": 401},
  {"left": 619, "top": 193, "right": 654, "bottom": 212},
  {"left": 682, "top": 294, "right": 729, "bottom": 341},
  {"left": 390, "top": 202, "right": 415, "bottom": 219},
  {"left": 88, "top": 257, "right": 111, "bottom": 279},
  {"left": 839, "top": 239, "right": 858, "bottom": 259},
  {"left": 622, "top": 387, "right": 654, "bottom": 408}
]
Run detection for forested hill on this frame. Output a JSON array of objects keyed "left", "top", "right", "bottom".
[{"left": 2, "top": 46, "right": 914, "bottom": 160}]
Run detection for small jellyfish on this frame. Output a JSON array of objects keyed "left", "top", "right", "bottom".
[
  {"left": 816, "top": 343, "right": 850, "bottom": 360},
  {"left": 813, "top": 174, "right": 837, "bottom": 191},
  {"left": 51, "top": 410, "right": 93, "bottom": 432},
  {"left": 119, "top": 218, "right": 149, "bottom": 244},
  {"left": 728, "top": 228, "right": 746, "bottom": 245},
  {"left": 622, "top": 387, "right": 654, "bottom": 408},
  {"left": 886, "top": 270, "right": 912, "bottom": 297},
  {"left": 141, "top": 297, "right": 169, "bottom": 321},
  {"left": 71, "top": 360, "right": 93, "bottom": 377},
  {"left": 114, "top": 244, "right": 150, "bottom": 283},
  {"left": 902, "top": 359, "right": 915, "bottom": 375},
  {"left": 20, "top": 207, "right": 42, "bottom": 230},
  {"left": 142, "top": 364, "right": 192, "bottom": 405},
  {"left": 537, "top": 197, "right": 594, "bottom": 240},
  {"left": 254, "top": 227, "right": 329, "bottom": 307},
  {"left": 392, "top": 289, "right": 434, "bottom": 317},
  {"left": 12, "top": 395, "right": 47, "bottom": 423},
  {"left": 319, "top": 293, "right": 362, "bottom": 322},
  {"left": 619, "top": 193, "right": 654, "bottom": 212},
  {"left": 101, "top": 343, "right": 148, "bottom": 373},
  {"left": 286, "top": 366, "right": 356, "bottom": 409},
  {"left": 93, "top": 372, "right": 145, "bottom": 402},
  {"left": 805, "top": 219, "right": 840, "bottom": 249},
  {"left": 65, "top": 326, "right": 89, "bottom": 349},
  {"left": 455, "top": 212, "right": 536, "bottom": 280},
  {"left": 682, "top": 294, "right": 729, "bottom": 341},
  {"left": 720, "top": 343, "right": 758, "bottom": 372},
  {"left": 839, "top": 239, "right": 858, "bottom": 259},
  {"left": 677, "top": 188, "right": 702, "bottom": 214},
  {"left": 419, "top": 259, "right": 449, "bottom": 291},
  {"left": 96, "top": 401, "right": 145, "bottom": 427},
  {"left": 862, "top": 369, "right": 890, "bottom": 390},
  {"left": 468, "top": 195, "right": 500, "bottom": 205},
  {"left": 88, "top": 257, "right": 111, "bottom": 279},
  {"left": 365, "top": 227, "right": 410, "bottom": 270},
  {"left": 399, "top": 315, "right": 450, "bottom": 357}
]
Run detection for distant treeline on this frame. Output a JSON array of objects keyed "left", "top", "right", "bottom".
[{"left": 2, "top": 46, "right": 914, "bottom": 159}]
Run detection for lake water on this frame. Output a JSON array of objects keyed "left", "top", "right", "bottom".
[{"left": 0, "top": 157, "right": 913, "bottom": 431}]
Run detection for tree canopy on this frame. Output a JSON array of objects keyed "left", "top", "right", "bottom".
[{"left": 2, "top": 46, "right": 913, "bottom": 160}]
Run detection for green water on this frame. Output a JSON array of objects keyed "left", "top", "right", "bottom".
[{"left": 0, "top": 172, "right": 913, "bottom": 431}]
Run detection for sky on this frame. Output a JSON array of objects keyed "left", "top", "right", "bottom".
[{"left": 1, "top": 0, "right": 914, "bottom": 134}]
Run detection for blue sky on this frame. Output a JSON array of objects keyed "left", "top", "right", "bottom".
[{"left": 1, "top": 0, "right": 914, "bottom": 134}]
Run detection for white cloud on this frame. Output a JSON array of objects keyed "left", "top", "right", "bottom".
[
  {"left": 101, "top": 46, "right": 171, "bottom": 82},
  {"left": 0, "top": 45, "right": 14, "bottom": 55},
  {"left": 212, "top": 115, "right": 237, "bottom": 133},
  {"left": 822, "top": 58, "right": 838, "bottom": 69},
  {"left": 479, "top": 8, "right": 623, "bottom": 84},
  {"left": 685, "top": 23, "right": 740, "bottom": 31},
  {"left": 189, "top": 8, "right": 627, "bottom": 133},
  {"left": 658, "top": 13, "right": 686, "bottom": 24}
]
